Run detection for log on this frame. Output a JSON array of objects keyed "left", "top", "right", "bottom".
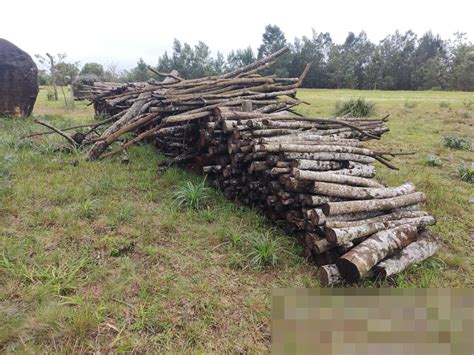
[
  {"left": 312, "top": 182, "right": 415, "bottom": 200},
  {"left": 321, "top": 192, "right": 426, "bottom": 216},
  {"left": 373, "top": 230, "right": 440, "bottom": 278},
  {"left": 324, "top": 210, "right": 428, "bottom": 228},
  {"left": 336, "top": 224, "right": 418, "bottom": 282},
  {"left": 263, "top": 143, "right": 379, "bottom": 157},
  {"left": 86, "top": 86, "right": 153, "bottom": 160},
  {"left": 317, "top": 264, "right": 344, "bottom": 287},
  {"left": 308, "top": 209, "right": 387, "bottom": 226},
  {"left": 291, "top": 159, "right": 345, "bottom": 171},
  {"left": 324, "top": 215, "right": 436, "bottom": 245},
  {"left": 293, "top": 169, "right": 384, "bottom": 188},
  {"left": 283, "top": 152, "right": 375, "bottom": 164},
  {"left": 302, "top": 194, "right": 343, "bottom": 206}
]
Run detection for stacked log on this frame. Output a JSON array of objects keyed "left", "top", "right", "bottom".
[
  {"left": 178, "top": 109, "right": 437, "bottom": 286},
  {"left": 41, "top": 47, "right": 439, "bottom": 285}
]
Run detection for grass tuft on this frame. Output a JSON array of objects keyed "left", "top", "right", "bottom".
[
  {"left": 77, "top": 198, "right": 99, "bottom": 219},
  {"left": 172, "top": 178, "right": 211, "bottom": 210},
  {"left": 424, "top": 155, "right": 442, "bottom": 167},
  {"left": 442, "top": 136, "right": 471, "bottom": 150},
  {"left": 439, "top": 101, "right": 450, "bottom": 108},
  {"left": 335, "top": 98, "right": 375, "bottom": 117},
  {"left": 458, "top": 163, "right": 474, "bottom": 183},
  {"left": 247, "top": 231, "right": 284, "bottom": 269}
]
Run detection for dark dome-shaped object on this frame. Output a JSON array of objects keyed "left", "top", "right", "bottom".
[{"left": 0, "top": 38, "right": 39, "bottom": 117}]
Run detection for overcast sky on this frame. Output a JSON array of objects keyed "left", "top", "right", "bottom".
[{"left": 1, "top": 0, "right": 473, "bottom": 71}]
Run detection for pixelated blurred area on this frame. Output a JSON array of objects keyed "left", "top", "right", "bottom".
[{"left": 272, "top": 289, "right": 473, "bottom": 355}]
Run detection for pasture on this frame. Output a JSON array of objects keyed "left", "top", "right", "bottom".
[{"left": 0, "top": 87, "right": 473, "bottom": 352}]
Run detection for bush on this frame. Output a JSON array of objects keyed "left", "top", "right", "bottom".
[
  {"left": 425, "top": 155, "right": 442, "bottom": 167},
  {"left": 442, "top": 136, "right": 471, "bottom": 150},
  {"left": 463, "top": 99, "right": 473, "bottom": 109},
  {"left": 47, "top": 89, "right": 57, "bottom": 101},
  {"left": 458, "top": 163, "right": 474, "bottom": 183},
  {"left": 404, "top": 100, "right": 418, "bottom": 109},
  {"left": 172, "top": 178, "right": 210, "bottom": 210},
  {"left": 247, "top": 231, "right": 283, "bottom": 269},
  {"left": 335, "top": 98, "right": 375, "bottom": 117},
  {"left": 439, "top": 101, "right": 450, "bottom": 108}
]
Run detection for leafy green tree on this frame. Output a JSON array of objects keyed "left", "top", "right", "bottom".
[
  {"left": 288, "top": 31, "right": 332, "bottom": 88},
  {"left": 371, "top": 30, "right": 417, "bottom": 90},
  {"left": 326, "top": 32, "right": 374, "bottom": 89},
  {"left": 126, "top": 58, "right": 151, "bottom": 82},
  {"left": 449, "top": 44, "right": 474, "bottom": 91},
  {"left": 80, "top": 62, "right": 105, "bottom": 78},
  {"left": 227, "top": 47, "right": 256, "bottom": 71},
  {"left": 55, "top": 61, "right": 80, "bottom": 85},
  {"left": 411, "top": 32, "right": 449, "bottom": 89},
  {"left": 258, "top": 24, "right": 289, "bottom": 77}
]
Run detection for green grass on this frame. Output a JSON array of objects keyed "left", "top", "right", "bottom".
[{"left": 1, "top": 87, "right": 473, "bottom": 352}]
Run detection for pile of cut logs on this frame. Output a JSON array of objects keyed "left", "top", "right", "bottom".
[
  {"left": 49, "top": 47, "right": 440, "bottom": 285},
  {"left": 151, "top": 108, "right": 440, "bottom": 285}
]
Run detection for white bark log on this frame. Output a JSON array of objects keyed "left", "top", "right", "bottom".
[
  {"left": 312, "top": 182, "right": 415, "bottom": 200},
  {"left": 336, "top": 224, "right": 418, "bottom": 282},
  {"left": 264, "top": 143, "right": 377, "bottom": 157},
  {"left": 373, "top": 230, "right": 440, "bottom": 278},
  {"left": 321, "top": 192, "right": 426, "bottom": 216},
  {"left": 293, "top": 169, "right": 383, "bottom": 188},
  {"left": 325, "top": 210, "right": 428, "bottom": 228},
  {"left": 283, "top": 152, "right": 376, "bottom": 164},
  {"left": 324, "top": 215, "right": 436, "bottom": 245},
  {"left": 291, "top": 159, "right": 345, "bottom": 171},
  {"left": 317, "top": 264, "right": 344, "bottom": 287}
]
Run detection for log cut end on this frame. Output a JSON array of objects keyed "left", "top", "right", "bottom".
[
  {"left": 317, "top": 264, "right": 343, "bottom": 287},
  {"left": 321, "top": 203, "right": 330, "bottom": 216},
  {"left": 335, "top": 258, "right": 361, "bottom": 283},
  {"left": 324, "top": 226, "right": 337, "bottom": 244}
]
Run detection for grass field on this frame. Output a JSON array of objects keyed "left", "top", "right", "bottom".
[{"left": 1, "top": 87, "right": 473, "bottom": 352}]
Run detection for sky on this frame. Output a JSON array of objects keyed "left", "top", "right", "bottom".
[{"left": 1, "top": 0, "right": 473, "bottom": 71}]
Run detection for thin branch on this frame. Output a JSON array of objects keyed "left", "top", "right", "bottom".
[{"left": 33, "top": 119, "right": 77, "bottom": 146}]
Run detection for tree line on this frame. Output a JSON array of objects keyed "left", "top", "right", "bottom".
[{"left": 38, "top": 25, "right": 474, "bottom": 91}]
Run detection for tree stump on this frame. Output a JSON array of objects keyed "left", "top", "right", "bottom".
[{"left": 0, "top": 38, "right": 38, "bottom": 117}]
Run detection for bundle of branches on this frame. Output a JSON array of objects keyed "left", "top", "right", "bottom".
[
  {"left": 29, "top": 47, "right": 439, "bottom": 285},
  {"left": 83, "top": 47, "right": 314, "bottom": 160},
  {"left": 72, "top": 80, "right": 140, "bottom": 101}
]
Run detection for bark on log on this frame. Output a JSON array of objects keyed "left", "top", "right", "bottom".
[
  {"left": 293, "top": 169, "right": 384, "bottom": 188},
  {"left": 263, "top": 143, "right": 379, "bottom": 157},
  {"left": 86, "top": 87, "right": 153, "bottom": 160},
  {"left": 373, "top": 230, "right": 440, "bottom": 278},
  {"left": 317, "top": 264, "right": 344, "bottom": 287},
  {"left": 336, "top": 224, "right": 418, "bottom": 282},
  {"left": 309, "top": 209, "right": 387, "bottom": 226},
  {"left": 283, "top": 152, "right": 375, "bottom": 164},
  {"left": 324, "top": 210, "right": 428, "bottom": 228},
  {"left": 290, "top": 159, "right": 345, "bottom": 171},
  {"left": 324, "top": 215, "right": 436, "bottom": 245},
  {"left": 312, "top": 182, "right": 415, "bottom": 200},
  {"left": 321, "top": 192, "right": 426, "bottom": 216}
]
